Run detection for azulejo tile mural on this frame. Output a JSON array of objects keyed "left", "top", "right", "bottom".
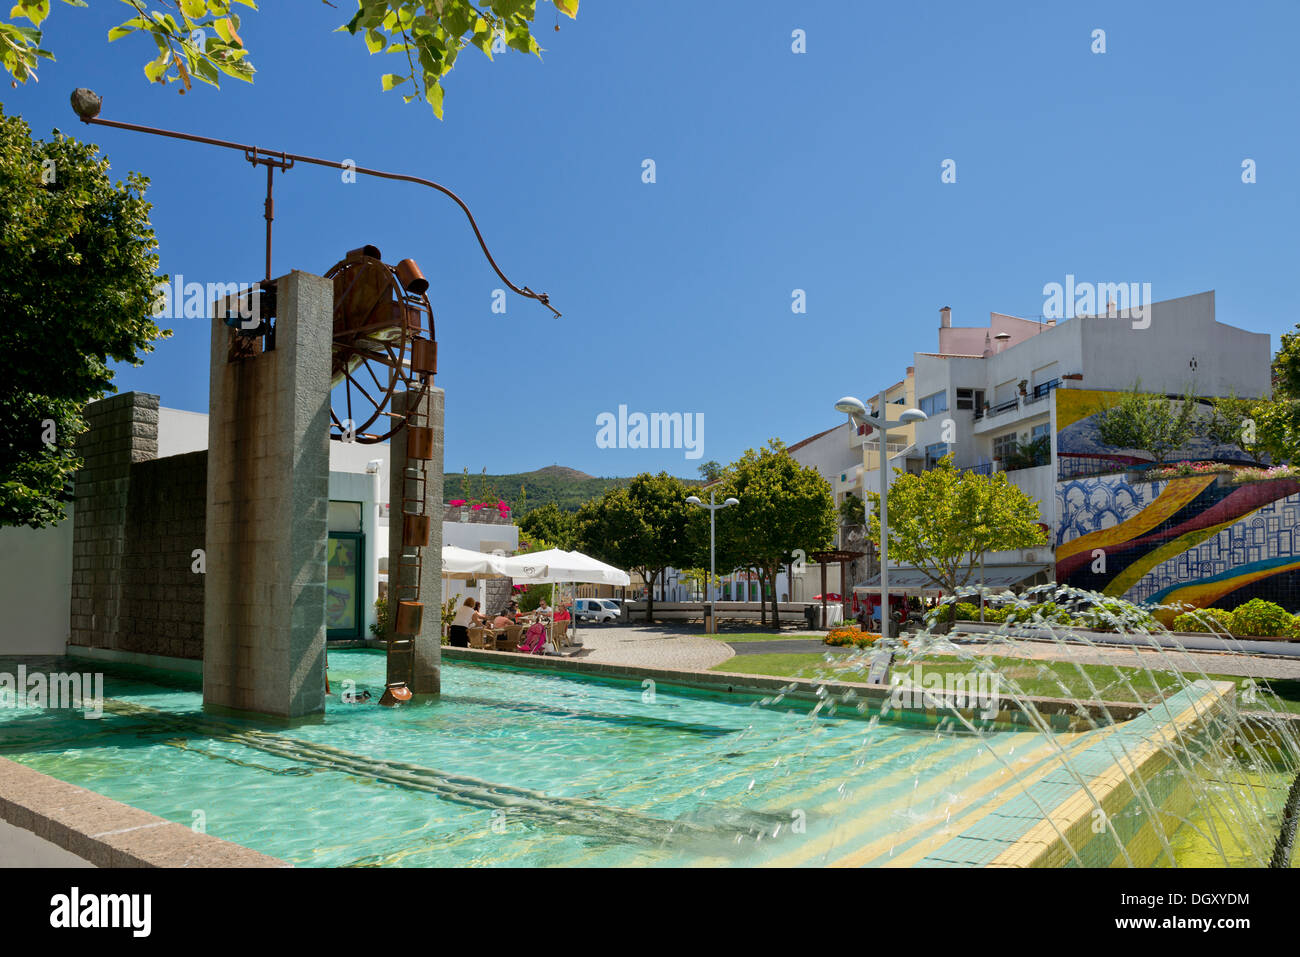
[{"left": 1055, "top": 472, "right": 1300, "bottom": 617}]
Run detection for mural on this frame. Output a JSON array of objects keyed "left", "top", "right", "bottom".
[
  {"left": 1055, "top": 472, "right": 1300, "bottom": 616},
  {"left": 1055, "top": 388, "right": 1255, "bottom": 480}
]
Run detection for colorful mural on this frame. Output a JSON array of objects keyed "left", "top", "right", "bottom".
[
  {"left": 1055, "top": 388, "right": 1255, "bottom": 480},
  {"left": 1055, "top": 473, "right": 1300, "bottom": 616}
]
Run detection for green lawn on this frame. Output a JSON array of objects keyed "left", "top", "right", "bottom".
[
  {"left": 711, "top": 650, "right": 1300, "bottom": 715},
  {"left": 710, "top": 633, "right": 825, "bottom": 644}
]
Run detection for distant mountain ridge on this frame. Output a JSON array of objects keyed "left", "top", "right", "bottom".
[{"left": 443, "top": 465, "right": 698, "bottom": 515}]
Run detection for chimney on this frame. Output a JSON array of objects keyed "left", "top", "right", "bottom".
[{"left": 939, "top": 306, "right": 952, "bottom": 328}]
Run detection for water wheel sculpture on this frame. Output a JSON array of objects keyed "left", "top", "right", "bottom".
[
  {"left": 327, "top": 245, "right": 437, "bottom": 700},
  {"left": 326, "top": 245, "right": 436, "bottom": 443}
]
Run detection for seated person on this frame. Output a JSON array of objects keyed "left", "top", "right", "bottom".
[{"left": 492, "top": 612, "right": 512, "bottom": 628}]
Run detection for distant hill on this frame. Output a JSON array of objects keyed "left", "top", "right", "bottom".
[{"left": 444, "top": 466, "right": 699, "bottom": 515}]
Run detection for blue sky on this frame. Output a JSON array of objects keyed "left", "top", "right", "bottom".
[{"left": 7, "top": 1, "right": 1299, "bottom": 479}]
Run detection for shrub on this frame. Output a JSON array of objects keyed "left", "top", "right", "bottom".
[
  {"left": 371, "top": 596, "right": 390, "bottom": 639},
  {"left": 1004, "top": 602, "right": 1073, "bottom": 625},
  {"left": 1229, "top": 599, "right": 1294, "bottom": 638},
  {"left": 1171, "top": 607, "right": 1235, "bottom": 634},
  {"left": 1075, "top": 600, "right": 1155, "bottom": 632},
  {"left": 825, "top": 627, "right": 879, "bottom": 649}
]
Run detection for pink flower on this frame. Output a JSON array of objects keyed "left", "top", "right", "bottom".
[{"left": 449, "top": 499, "right": 466, "bottom": 507}]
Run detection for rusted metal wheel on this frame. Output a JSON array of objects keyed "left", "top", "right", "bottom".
[{"left": 325, "top": 246, "right": 436, "bottom": 443}]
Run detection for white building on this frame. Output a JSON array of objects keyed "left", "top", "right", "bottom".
[{"left": 846, "top": 291, "right": 1271, "bottom": 592}]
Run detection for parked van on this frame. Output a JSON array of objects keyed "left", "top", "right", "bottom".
[{"left": 574, "top": 599, "right": 619, "bottom": 623}]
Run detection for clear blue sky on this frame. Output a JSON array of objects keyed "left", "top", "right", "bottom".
[{"left": 8, "top": 1, "right": 1298, "bottom": 479}]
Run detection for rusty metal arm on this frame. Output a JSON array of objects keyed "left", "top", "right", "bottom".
[{"left": 78, "top": 111, "right": 561, "bottom": 317}]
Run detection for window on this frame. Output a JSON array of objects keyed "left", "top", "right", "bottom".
[
  {"left": 918, "top": 391, "right": 948, "bottom": 416},
  {"left": 958, "top": 388, "right": 986, "bottom": 412},
  {"left": 924, "top": 442, "right": 948, "bottom": 468},
  {"left": 1031, "top": 422, "right": 1050, "bottom": 443},
  {"left": 993, "top": 432, "right": 1017, "bottom": 462}
]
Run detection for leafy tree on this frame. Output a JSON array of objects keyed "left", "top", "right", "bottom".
[
  {"left": 838, "top": 491, "right": 865, "bottom": 526},
  {"left": 574, "top": 472, "right": 692, "bottom": 623},
  {"left": 0, "top": 109, "right": 168, "bottom": 528},
  {"left": 868, "top": 455, "right": 1045, "bottom": 596},
  {"left": 3, "top": 0, "right": 578, "bottom": 119},
  {"left": 1204, "top": 392, "right": 1273, "bottom": 465},
  {"left": 712, "top": 440, "right": 835, "bottom": 628},
  {"left": 697, "top": 460, "right": 723, "bottom": 483},
  {"left": 1094, "top": 381, "right": 1198, "bottom": 466},
  {"left": 518, "top": 502, "right": 576, "bottom": 550}
]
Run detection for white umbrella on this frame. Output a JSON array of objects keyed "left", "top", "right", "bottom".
[
  {"left": 441, "top": 545, "right": 510, "bottom": 579},
  {"left": 494, "top": 550, "right": 630, "bottom": 648}
]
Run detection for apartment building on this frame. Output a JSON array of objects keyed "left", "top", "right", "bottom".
[{"left": 846, "top": 290, "right": 1272, "bottom": 593}]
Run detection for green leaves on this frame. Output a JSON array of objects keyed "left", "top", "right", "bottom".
[
  {"left": 0, "top": 108, "right": 167, "bottom": 527},
  {"left": 1, "top": 0, "right": 574, "bottom": 116},
  {"left": 867, "top": 454, "right": 1047, "bottom": 594},
  {"left": 1094, "top": 380, "right": 1199, "bottom": 466}
]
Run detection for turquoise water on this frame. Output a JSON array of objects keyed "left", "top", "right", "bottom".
[{"left": 0, "top": 650, "right": 1045, "bottom": 867}]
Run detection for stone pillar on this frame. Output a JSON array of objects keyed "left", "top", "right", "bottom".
[
  {"left": 203, "top": 271, "right": 331, "bottom": 718},
  {"left": 386, "top": 386, "right": 444, "bottom": 696},
  {"left": 70, "top": 392, "right": 158, "bottom": 651}
]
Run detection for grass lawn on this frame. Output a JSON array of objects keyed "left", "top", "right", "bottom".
[
  {"left": 709, "top": 632, "right": 825, "bottom": 644},
  {"left": 711, "top": 650, "right": 1300, "bottom": 715}
]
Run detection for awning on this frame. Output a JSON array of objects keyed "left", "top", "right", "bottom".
[{"left": 853, "top": 563, "right": 1051, "bottom": 595}]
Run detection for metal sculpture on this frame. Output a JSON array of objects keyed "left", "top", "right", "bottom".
[{"left": 326, "top": 245, "right": 435, "bottom": 443}]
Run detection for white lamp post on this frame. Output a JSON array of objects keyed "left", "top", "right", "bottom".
[
  {"left": 686, "top": 488, "right": 738, "bottom": 634},
  {"left": 834, "top": 392, "right": 927, "bottom": 637}
]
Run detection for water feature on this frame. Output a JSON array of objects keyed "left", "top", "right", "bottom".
[{"left": 1, "top": 584, "right": 1296, "bottom": 866}]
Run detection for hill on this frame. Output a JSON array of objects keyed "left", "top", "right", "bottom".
[{"left": 444, "top": 466, "right": 699, "bottom": 515}]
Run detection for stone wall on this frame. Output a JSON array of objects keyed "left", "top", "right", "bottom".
[
  {"left": 70, "top": 392, "right": 158, "bottom": 652},
  {"left": 120, "top": 451, "right": 207, "bottom": 659}
]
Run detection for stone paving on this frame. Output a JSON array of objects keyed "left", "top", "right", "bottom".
[
  {"left": 953, "top": 635, "right": 1300, "bottom": 681},
  {"left": 571, "top": 622, "right": 735, "bottom": 670}
]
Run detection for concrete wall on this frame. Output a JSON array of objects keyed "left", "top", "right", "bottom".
[{"left": 0, "top": 516, "right": 73, "bottom": 656}]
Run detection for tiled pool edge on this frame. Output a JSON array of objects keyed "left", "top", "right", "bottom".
[
  {"left": 0, "top": 757, "right": 288, "bottom": 868},
  {"left": 441, "top": 645, "right": 1148, "bottom": 727},
  {"left": 915, "top": 680, "right": 1238, "bottom": 868}
]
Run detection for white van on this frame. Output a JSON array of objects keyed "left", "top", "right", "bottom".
[{"left": 574, "top": 599, "right": 619, "bottom": 623}]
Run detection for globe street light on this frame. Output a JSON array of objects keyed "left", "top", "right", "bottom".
[
  {"left": 834, "top": 392, "right": 927, "bottom": 637},
  {"left": 686, "top": 488, "right": 739, "bottom": 634}
]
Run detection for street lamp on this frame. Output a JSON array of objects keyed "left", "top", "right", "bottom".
[
  {"left": 686, "top": 488, "right": 738, "bottom": 634},
  {"left": 835, "top": 392, "right": 927, "bottom": 637}
]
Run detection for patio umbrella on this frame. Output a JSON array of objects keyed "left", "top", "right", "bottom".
[{"left": 494, "top": 549, "right": 630, "bottom": 646}]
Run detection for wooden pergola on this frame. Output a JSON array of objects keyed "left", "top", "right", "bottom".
[{"left": 809, "top": 549, "right": 864, "bottom": 626}]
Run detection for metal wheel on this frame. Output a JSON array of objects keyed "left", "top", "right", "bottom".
[{"left": 325, "top": 248, "right": 436, "bottom": 443}]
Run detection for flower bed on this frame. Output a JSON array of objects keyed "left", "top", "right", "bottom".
[{"left": 824, "top": 627, "right": 880, "bottom": 649}]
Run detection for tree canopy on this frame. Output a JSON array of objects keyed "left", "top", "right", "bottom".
[
  {"left": 868, "top": 454, "right": 1046, "bottom": 595},
  {"left": 1093, "top": 381, "right": 1198, "bottom": 466},
  {"left": 0, "top": 108, "right": 168, "bottom": 527},
  {"left": 2, "top": 0, "right": 578, "bottom": 119},
  {"left": 574, "top": 472, "right": 693, "bottom": 622}
]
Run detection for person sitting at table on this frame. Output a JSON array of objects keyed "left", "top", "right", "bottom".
[
  {"left": 491, "top": 608, "right": 513, "bottom": 628},
  {"left": 448, "top": 597, "right": 485, "bottom": 647},
  {"left": 506, "top": 598, "right": 520, "bottom": 619},
  {"left": 537, "top": 597, "right": 551, "bottom": 615}
]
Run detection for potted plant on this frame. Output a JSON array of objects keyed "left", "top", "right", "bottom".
[{"left": 1018, "top": 379, "right": 1029, "bottom": 396}]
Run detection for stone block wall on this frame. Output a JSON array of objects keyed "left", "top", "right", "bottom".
[
  {"left": 70, "top": 392, "right": 159, "bottom": 651},
  {"left": 120, "top": 451, "right": 207, "bottom": 659}
]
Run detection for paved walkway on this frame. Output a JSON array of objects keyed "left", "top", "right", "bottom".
[
  {"left": 953, "top": 635, "right": 1300, "bottom": 681},
  {"left": 571, "top": 623, "right": 735, "bottom": 671}
]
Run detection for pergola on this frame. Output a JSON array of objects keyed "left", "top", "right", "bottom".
[{"left": 809, "top": 549, "right": 864, "bottom": 626}]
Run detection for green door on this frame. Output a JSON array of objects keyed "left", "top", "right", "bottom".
[{"left": 326, "top": 531, "right": 364, "bottom": 639}]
